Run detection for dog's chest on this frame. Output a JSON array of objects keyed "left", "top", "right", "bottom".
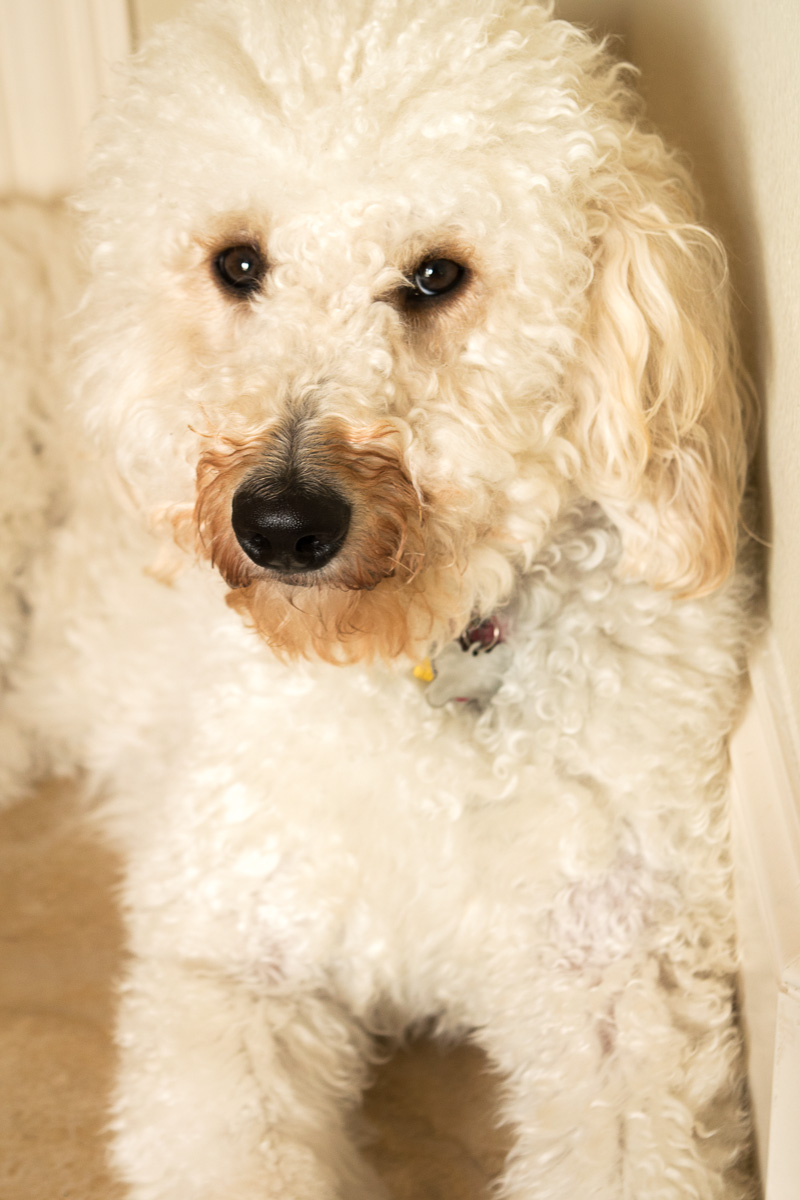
[
  {"left": 53, "top": 517, "right": 746, "bottom": 1000},
  {"left": 117, "top": 606, "right": 722, "bottom": 1000}
]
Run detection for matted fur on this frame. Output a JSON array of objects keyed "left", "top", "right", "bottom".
[{"left": 0, "top": 2, "right": 758, "bottom": 1198}]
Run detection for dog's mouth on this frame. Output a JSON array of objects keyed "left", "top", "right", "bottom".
[
  {"left": 168, "top": 414, "right": 472, "bottom": 662},
  {"left": 196, "top": 417, "right": 425, "bottom": 598}
]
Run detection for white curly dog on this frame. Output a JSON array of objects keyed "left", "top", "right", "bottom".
[{"left": 0, "top": 0, "right": 758, "bottom": 1196}]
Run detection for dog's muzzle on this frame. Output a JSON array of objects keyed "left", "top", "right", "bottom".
[{"left": 231, "top": 480, "right": 351, "bottom": 574}]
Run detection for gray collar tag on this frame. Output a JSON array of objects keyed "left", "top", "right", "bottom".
[
  {"left": 414, "top": 618, "right": 512, "bottom": 707},
  {"left": 423, "top": 639, "right": 513, "bottom": 707}
]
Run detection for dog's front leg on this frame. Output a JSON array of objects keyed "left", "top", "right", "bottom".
[
  {"left": 473, "top": 955, "right": 749, "bottom": 1200},
  {"left": 110, "top": 955, "right": 387, "bottom": 1200}
]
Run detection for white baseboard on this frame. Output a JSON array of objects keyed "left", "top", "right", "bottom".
[
  {"left": 0, "top": 0, "right": 130, "bottom": 197},
  {"left": 730, "top": 633, "right": 800, "bottom": 1198}
]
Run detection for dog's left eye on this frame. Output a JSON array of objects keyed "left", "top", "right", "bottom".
[
  {"left": 214, "top": 244, "right": 266, "bottom": 296},
  {"left": 409, "top": 258, "right": 466, "bottom": 299}
]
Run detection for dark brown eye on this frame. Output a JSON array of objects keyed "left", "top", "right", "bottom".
[
  {"left": 410, "top": 257, "right": 465, "bottom": 299},
  {"left": 214, "top": 243, "right": 265, "bottom": 296}
]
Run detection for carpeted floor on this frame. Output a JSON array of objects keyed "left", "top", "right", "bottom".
[{"left": 0, "top": 780, "right": 510, "bottom": 1200}]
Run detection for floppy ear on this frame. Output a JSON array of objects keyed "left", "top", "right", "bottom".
[{"left": 568, "top": 149, "right": 749, "bottom": 596}]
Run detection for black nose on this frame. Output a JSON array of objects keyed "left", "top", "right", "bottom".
[{"left": 231, "top": 480, "right": 351, "bottom": 573}]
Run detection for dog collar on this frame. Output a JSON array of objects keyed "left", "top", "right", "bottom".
[{"left": 413, "top": 617, "right": 512, "bottom": 707}]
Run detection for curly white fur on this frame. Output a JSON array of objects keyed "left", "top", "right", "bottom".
[{"left": 0, "top": 1, "right": 757, "bottom": 1196}]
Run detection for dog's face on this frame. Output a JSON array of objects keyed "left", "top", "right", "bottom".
[
  {"left": 163, "top": 159, "right": 584, "bottom": 661},
  {"left": 76, "top": 0, "right": 746, "bottom": 662}
]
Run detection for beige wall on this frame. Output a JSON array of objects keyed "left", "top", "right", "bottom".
[
  {"left": 137, "top": 0, "right": 800, "bottom": 729},
  {"left": 0, "top": 0, "right": 130, "bottom": 195},
  {"left": 131, "top": 0, "right": 184, "bottom": 37}
]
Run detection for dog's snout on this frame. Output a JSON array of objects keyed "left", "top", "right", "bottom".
[{"left": 231, "top": 481, "right": 351, "bottom": 574}]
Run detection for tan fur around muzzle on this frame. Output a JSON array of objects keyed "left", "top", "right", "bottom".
[{"left": 171, "top": 418, "right": 468, "bottom": 663}]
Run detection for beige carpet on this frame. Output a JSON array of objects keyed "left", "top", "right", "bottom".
[{"left": 0, "top": 780, "right": 510, "bottom": 1200}]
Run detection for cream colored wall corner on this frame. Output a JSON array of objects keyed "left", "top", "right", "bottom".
[
  {"left": 730, "top": 633, "right": 800, "bottom": 1197},
  {"left": 0, "top": 0, "right": 130, "bottom": 196},
  {"left": 131, "top": 0, "right": 185, "bottom": 42}
]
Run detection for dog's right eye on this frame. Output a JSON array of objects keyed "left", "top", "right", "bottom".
[
  {"left": 411, "top": 258, "right": 465, "bottom": 298},
  {"left": 398, "top": 256, "right": 470, "bottom": 314},
  {"left": 213, "top": 244, "right": 266, "bottom": 296}
]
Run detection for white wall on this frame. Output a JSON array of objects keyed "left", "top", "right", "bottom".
[
  {"left": 130, "top": 0, "right": 183, "bottom": 41},
  {"left": 0, "top": 0, "right": 129, "bottom": 196}
]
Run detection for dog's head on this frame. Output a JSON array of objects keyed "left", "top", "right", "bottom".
[{"left": 75, "top": 0, "right": 747, "bottom": 662}]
